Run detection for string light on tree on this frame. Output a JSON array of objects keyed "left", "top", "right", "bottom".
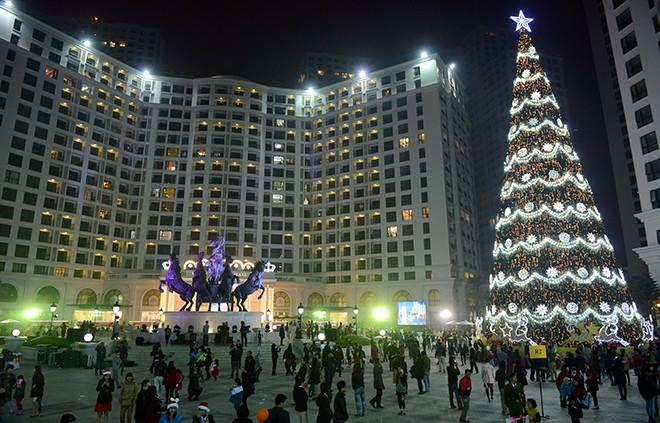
[{"left": 486, "top": 11, "right": 646, "bottom": 344}]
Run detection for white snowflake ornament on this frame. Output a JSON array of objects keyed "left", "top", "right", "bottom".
[
  {"left": 504, "top": 238, "right": 513, "bottom": 249},
  {"left": 535, "top": 304, "right": 548, "bottom": 316},
  {"left": 531, "top": 91, "right": 541, "bottom": 100},
  {"left": 559, "top": 232, "right": 571, "bottom": 243},
  {"left": 521, "top": 69, "right": 531, "bottom": 78},
  {"left": 504, "top": 207, "right": 511, "bottom": 217},
  {"left": 566, "top": 302, "right": 579, "bottom": 314},
  {"left": 549, "top": 170, "right": 559, "bottom": 179},
  {"left": 553, "top": 202, "right": 565, "bottom": 212},
  {"left": 546, "top": 267, "right": 559, "bottom": 278},
  {"left": 542, "top": 143, "right": 553, "bottom": 152},
  {"left": 518, "top": 269, "right": 530, "bottom": 280},
  {"left": 602, "top": 267, "right": 612, "bottom": 278},
  {"left": 521, "top": 173, "right": 531, "bottom": 182},
  {"left": 524, "top": 202, "right": 535, "bottom": 212},
  {"left": 577, "top": 267, "right": 589, "bottom": 278},
  {"left": 529, "top": 117, "right": 539, "bottom": 126},
  {"left": 576, "top": 202, "right": 587, "bottom": 212},
  {"left": 587, "top": 233, "right": 596, "bottom": 243},
  {"left": 599, "top": 302, "right": 611, "bottom": 313},
  {"left": 529, "top": 46, "right": 536, "bottom": 54},
  {"left": 526, "top": 234, "right": 537, "bottom": 244},
  {"left": 508, "top": 303, "right": 519, "bottom": 314},
  {"left": 517, "top": 147, "right": 528, "bottom": 157},
  {"left": 497, "top": 271, "right": 505, "bottom": 281},
  {"left": 621, "top": 303, "right": 631, "bottom": 314}
]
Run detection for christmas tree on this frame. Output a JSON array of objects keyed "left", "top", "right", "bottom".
[{"left": 486, "top": 11, "right": 649, "bottom": 345}]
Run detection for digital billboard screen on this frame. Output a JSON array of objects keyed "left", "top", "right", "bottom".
[{"left": 397, "top": 301, "right": 427, "bottom": 325}]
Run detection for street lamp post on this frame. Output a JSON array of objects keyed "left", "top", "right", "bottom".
[
  {"left": 266, "top": 308, "right": 272, "bottom": 323},
  {"left": 49, "top": 302, "right": 57, "bottom": 329},
  {"left": 353, "top": 305, "right": 359, "bottom": 334},
  {"left": 297, "top": 303, "right": 304, "bottom": 339},
  {"left": 112, "top": 301, "right": 120, "bottom": 340}
]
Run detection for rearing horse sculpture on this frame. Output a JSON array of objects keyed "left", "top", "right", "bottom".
[
  {"left": 193, "top": 253, "right": 221, "bottom": 312},
  {"left": 231, "top": 261, "right": 266, "bottom": 312},
  {"left": 218, "top": 257, "right": 238, "bottom": 310},
  {"left": 159, "top": 254, "right": 195, "bottom": 311}
]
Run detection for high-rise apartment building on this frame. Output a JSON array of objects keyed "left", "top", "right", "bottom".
[
  {"left": 460, "top": 27, "right": 570, "bottom": 310},
  {"left": 0, "top": 6, "right": 478, "bottom": 322},
  {"left": 47, "top": 16, "right": 161, "bottom": 70},
  {"left": 583, "top": 0, "right": 651, "bottom": 279},
  {"left": 583, "top": 0, "right": 659, "bottom": 282},
  {"left": 298, "top": 52, "right": 363, "bottom": 87}
]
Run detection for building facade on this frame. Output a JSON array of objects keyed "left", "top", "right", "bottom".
[
  {"left": 0, "top": 6, "right": 478, "bottom": 324},
  {"left": 583, "top": 0, "right": 651, "bottom": 279},
  {"left": 584, "top": 0, "right": 659, "bottom": 283},
  {"left": 460, "top": 27, "right": 570, "bottom": 313}
]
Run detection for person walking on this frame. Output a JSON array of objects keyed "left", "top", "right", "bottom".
[
  {"left": 202, "top": 321, "right": 210, "bottom": 347},
  {"left": 279, "top": 325, "right": 286, "bottom": 346},
  {"left": 271, "top": 344, "right": 281, "bottom": 376},
  {"left": 585, "top": 365, "right": 600, "bottom": 410},
  {"left": 95, "top": 342, "right": 107, "bottom": 376},
  {"left": 134, "top": 379, "right": 151, "bottom": 423},
  {"left": 187, "top": 369, "right": 203, "bottom": 401},
  {"left": 369, "top": 358, "right": 384, "bottom": 408},
  {"left": 14, "top": 374, "right": 25, "bottom": 415},
  {"left": 614, "top": 355, "right": 627, "bottom": 400},
  {"left": 447, "top": 360, "right": 463, "bottom": 410},
  {"left": 120, "top": 372, "right": 138, "bottom": 423},
  {"left": 151, "top": 358, "right": 166, "bottom": 399},
  {"left": 638, "top": 366, "right": 658, "bottom": 423},
  {"left": 458, "top": 369, "right": 472, "bottom": 423},
  {"left": 315, "top": 382, "right": 333, "bottom": 423},
  {"left": 163, "top": 361, "right": 179, "bottom": 402},
  {"left": 29, "top": 365, "right": 45, "bottom": 417},
  {"left": 144, "top": 386, "right": 163, "bottom": 423},
  {"left": 240, "top": 321, "right": 249, "bottom": 346},
  {"left": 230, "top": 343, "right": 243, "bottom": 380},
  {"left": 333, "top": 381, "right": 349, "bottom": 422},
  {"left": 481, "top": 360, "right": 496, "bottom": 402},
  {"left": 435, "top": 340, "right": 447, "bottom": 373},
  {"left": 351, "top": 363, "right": 366, "bottom": 417},
  {"left": 394, "top": 366, "right": 407, "bottom": 416},
  {"left": 503, "top": 374, "right": 526, "bottom": 421},
  {"left": 95, "top": 371, "right": 115, "bottom": 423},
  {"left": 421, "top": 351, "right": 431, "bottom": 393},
  {"left": 293, "top": 377, "right": 308, "bottom": 423},
  {"left": 268, "top": 393, "right": 291, "bottom": 423},
  {"left": 469, "top": 344, "right": 479, "bottom": 374}
]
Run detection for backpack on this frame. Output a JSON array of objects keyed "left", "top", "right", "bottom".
[{"left": 561, "top": 381, "right": 575, "bottom": 396}]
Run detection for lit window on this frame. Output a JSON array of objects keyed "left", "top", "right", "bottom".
[
  {"left": 159, "top": 230, "right": 172, "bottom": 241},
  {"left": 44, "top": 66, "right": 58, "bottom": 79},
  {"left": 273, "top": 155, "right": 284, "bottom": 165},
  {"left": 399, "top": 137, "right": 409, "bottom": 148},
  {"left": 276, "top": 119, "right": 285, "bottom": 127},
  {"left": 272, "top": 194, "right": 283, "bottom": 204},
  {"left": 273, "top": 181, "right": 284, "bottom": 191},
  {"left": 162, "top": 188, "right": 176, "bottom": 199},
  {"left": 418, "top": 132, "right": 426, "bottom": 144},
  {"left": 402, "top": 209, "right": 413, "bottom": 221},
  {"left": 274, "top": 143, "right": 284, "bottom": 151},
  {"left": 422, "top": 207, "right": 430, "bottom": 218},
  {"left": 166, "top": 161, "right": 177, "bottom": 171},
  {"left": 387, "top": 226, "right": 398, "bottom": 237}
]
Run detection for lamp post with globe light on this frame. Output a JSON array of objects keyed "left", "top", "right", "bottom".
[
  {"left": 353, "top": 305, "right": 359, "bottom": 334},
  {"left": 296, "top": 303, "right": 304, "bottom": 338},
  {"left": 112, "top": 301, "right": 121, "bottom": 340},
  {"left": 49, "top": 302, "right": 57, "bottom": 329}
]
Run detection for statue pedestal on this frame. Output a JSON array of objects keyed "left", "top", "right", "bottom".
[{"left": 163, "top": 311, "right": 263, "bottom": 334}]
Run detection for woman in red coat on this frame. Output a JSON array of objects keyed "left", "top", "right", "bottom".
[{"left": 163, "top": 361, "right": 179, "bottom": 402}]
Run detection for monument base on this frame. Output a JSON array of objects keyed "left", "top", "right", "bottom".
[{"left": 163, "top": 311, "right": 263, "bottom": 333}]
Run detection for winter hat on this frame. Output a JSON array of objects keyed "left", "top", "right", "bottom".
[
  {"left": 198, "top": 402, "right": 210, "bottom": 412},
  {"left": 167, "top": 398, "right": 179, "bottom": 409},
  {"left": 102, "top": 370, "right": 111, "bottom": 376}
]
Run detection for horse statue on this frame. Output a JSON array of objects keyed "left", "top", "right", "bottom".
[
  {"left": 218, "top": 256, "right": 238, "bottom": 310},
  {"left": 193, "top": 253, "right": 221, "bottom": 312},
  {"left": 231, "top": 261, "right": 266, "bottom": 312},
  {"left": 206, "top": 236, "right": 226, "bottom": 284},
  {"left": 159, "top": 254, "right": 195, "bottom": 311}
]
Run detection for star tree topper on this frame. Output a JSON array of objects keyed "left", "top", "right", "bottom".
[{"left": 510, "top": 10, "right": 534, "bottom": 32}]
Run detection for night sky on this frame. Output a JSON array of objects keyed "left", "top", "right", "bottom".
[{"left": 22, "top": 0, "right": 627, "bottom": 264}]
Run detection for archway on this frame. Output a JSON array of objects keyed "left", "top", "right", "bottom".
[
  {"left": 75, "top": 288, "right": 97, "bottom": 306},
  {"left": 428, "top": 289, "right": 441, "bottom": 307},
  {"left": 359, "top": 291, "right": 376, "bottom": 308},
  {"left": 273, "top": 291, "right": 291, "bottom": 318},
  {"left": 142, "top": 289, "right": 161, "bottom": 307},
  {"left": 36, "top": 286, "right": 60, "bottom": 304},
  {"left": 329, "top": 292, "right": 348, "bottom": 307},
  {"left": 307, "top": 292, "right": 324, "bottom": 307},
  {"left": 0, "top": 282, "right": 18, "bottom": 302},
  {"left": 103, "top": 289, "right": 124, "bottom": 305},
  {"left": 392, "top": 290, "right": 412, "bottom": 304}
]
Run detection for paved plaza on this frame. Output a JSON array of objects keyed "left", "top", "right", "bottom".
[{"left": 0, "top": 339, "right": 653, "bottom": 423}]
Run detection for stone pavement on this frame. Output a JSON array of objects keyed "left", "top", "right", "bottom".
[{"left": 0, "top": 341, "right": 651, "bottom": 423}]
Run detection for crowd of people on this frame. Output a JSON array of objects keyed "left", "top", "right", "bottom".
[{"left": 2, "top": 324, "right": 660, "bottom": 423}]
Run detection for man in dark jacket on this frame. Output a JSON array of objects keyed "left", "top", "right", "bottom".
[
  {"left": 333, "top": 381, "right": 349, "bottom": 423},
  {"left": 315, "top": 382, "right": 333, "bottom": 423},
  {"left": 447, "top": 360, "right": 462, "bottom": 409},
  {"left": 267, "top": 393, "right": 290, "bottom": 423},
  {"left": 293, "top": 378, "right": 308, "bottom": 422},
  {"left": 369, "top": 358, "right": 385, "bottom": 408},
  {"left": 638, "top": 367, "right": 658, "bottom": 423}
]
